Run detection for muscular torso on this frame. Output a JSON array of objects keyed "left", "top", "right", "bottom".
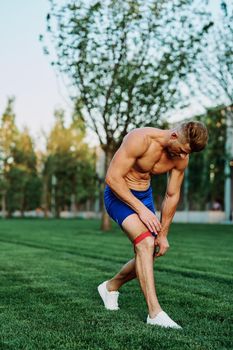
[{"left": 122, "top": 128, "right": 184, "bottom": 190}]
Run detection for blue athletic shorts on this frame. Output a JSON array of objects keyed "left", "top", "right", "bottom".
[{"left": 104, "top": 184, "right": 156, "bottom": 228}]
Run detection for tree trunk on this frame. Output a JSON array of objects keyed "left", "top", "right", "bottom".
[
  {"left": 70, "top": 193, "right": 76, "bottom": 216},
  {"left": 55, "top": 202, "right": 61, "bottom": 218},
  {"left": 101, "top": 207, "right": 111, "bottom": 230},
  {"left": 100, "top": 146, "right": 115, "bottom": 231},
  {"left": 42, "top": 176, "right": 49, "bottom": 218},
  {"left": 1, "top": 192, "right": 7, "bottom": 219},
  {"left": 20, "top": 195, "right": 25, "bottom": 218}
]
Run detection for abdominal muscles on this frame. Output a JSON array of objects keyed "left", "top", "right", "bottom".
[{"left": 124, "top": 169, "right": 151, "bottom": 190}]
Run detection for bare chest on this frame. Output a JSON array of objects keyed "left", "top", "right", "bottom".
[{"left": 134, "top": 150, "right": 175, "bottom": 175}]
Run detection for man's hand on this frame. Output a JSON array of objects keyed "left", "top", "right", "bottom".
[
  {"left": 138, "top": 207, "right": 161, "bottom": 233},
  {"left": 154, "top": 236, "right": 169, "bottom": 257}
]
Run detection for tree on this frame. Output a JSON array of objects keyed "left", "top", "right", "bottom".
[
  {"left": 180, "top": 1, "right": 233, "bottom": 212},
  {"left": 182, "top": 106, "right": 227, "bottom": 210},
  {"left": 42, "top": 0, "right": 213, "bottom": 229},
  {"left": 0, "top": 98, "right": 42, "bottom": 217},
  {"left": 0, "top": 97, "right": 18, "bottom": 217},
  {"left": 190, "top": 1, "right": 233, "bottom": 106},
  {"left": 43, "top": 109, "right": 96, "bottom": 217},
  {"left": 11, "top": 128, "right": 42, "bottom": 214}
]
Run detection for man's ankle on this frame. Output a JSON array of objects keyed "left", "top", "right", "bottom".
[
  {"left": 149, "top": 307, "right": 163, "bottom": 319},
  {"left": 106, "top": 280, "right": 119, "bottom": 292}
]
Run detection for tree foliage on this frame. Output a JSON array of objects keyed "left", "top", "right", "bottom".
[
  {"left": 190, "top": 1, "right": 233, "bottom": 106},
  {"left": 43, "top": 0, "right": 213, "bottom": 162},
  {"left": 43, "top": 109, "right": 97, "bottom": 217},
  {"left": 186, "top": 107, "right": 227, "bottom": 210},
  {"left": 0, "top": 98, "right": 42, "bottom": 216}
]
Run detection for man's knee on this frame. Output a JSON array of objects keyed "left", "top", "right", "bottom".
[{"left": 134, "top": 236, "right": 155, "bottom": 255}]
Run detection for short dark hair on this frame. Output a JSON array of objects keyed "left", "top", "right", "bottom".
[{"left": 180, "top": 121, "right": 208, "bottom": 152}]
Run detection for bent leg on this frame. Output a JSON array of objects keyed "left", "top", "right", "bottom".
[
  {"left": 107, "top": 214, "right": 150, "bottom": 291},
  {"left": 107, "top": 258, "right": 137, "bottom": 291},
  {"left": 108, "top": 214, "right": 161, "bottom": 318},
  {"left": 107, "top": 228, "right": 156, "bottom": 290}
]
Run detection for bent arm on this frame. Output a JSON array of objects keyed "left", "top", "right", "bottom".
[
  {"left": 105, "top": 133, "right": 148, "bottom": 214},
  {"left": 159, "top": 167, "right": 185, "bottom": 236}
]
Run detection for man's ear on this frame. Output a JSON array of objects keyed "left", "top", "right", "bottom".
[{"left": 171, "top": 131, "right": 178, "bottom": 140}]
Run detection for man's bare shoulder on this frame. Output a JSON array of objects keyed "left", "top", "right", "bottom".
[
  {"left": 121, "top": 128, "right": 151, "bottom": 156},
  {"left": 118, "top": 127, "right": 165, "bottom": 161},
  {"left": 107, "top": 129, "right": 152, "bottom": 174},
  {"left": 123, "top": 127, "right": 161, "bottom": 146},
  {"left": 173, "top": 155, "right": 189, "bottom": 172},
  {"left": 124, "top": 127, "right": 161, "bottom": 139}
]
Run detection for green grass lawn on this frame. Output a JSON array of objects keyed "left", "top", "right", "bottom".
[{"left": 0, "top": 219, "right": 232, "bottom": 350}]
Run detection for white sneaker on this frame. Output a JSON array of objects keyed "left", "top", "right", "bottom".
[
  {"left": 97, "top": 281, "right": 119, "bottom": 310},
  {"left": 147, "top": 311, "right": 182, "bottom": 329}
]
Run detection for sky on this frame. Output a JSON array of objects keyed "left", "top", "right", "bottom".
[
  {"left": 0, "top": 0, "right": 73, "bottom": 149},
  {"left": 0, "top": 0, "right": 221, "bottom": 150}
]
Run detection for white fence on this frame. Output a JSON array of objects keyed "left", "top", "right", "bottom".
[
  {"left": 0, "top": 210, "right": 230, "bottom": 223},
  {"left": 172, "top": 211, "right": 226, "bottom": 224}
]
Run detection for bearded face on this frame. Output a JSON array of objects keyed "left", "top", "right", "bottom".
[{"left": 166, "top": 138, "right": 191, "bottom": 160}]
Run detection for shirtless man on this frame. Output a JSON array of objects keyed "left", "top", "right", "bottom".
[{"left": 97, "top": 121, "right": 208, "bottom": 329}]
